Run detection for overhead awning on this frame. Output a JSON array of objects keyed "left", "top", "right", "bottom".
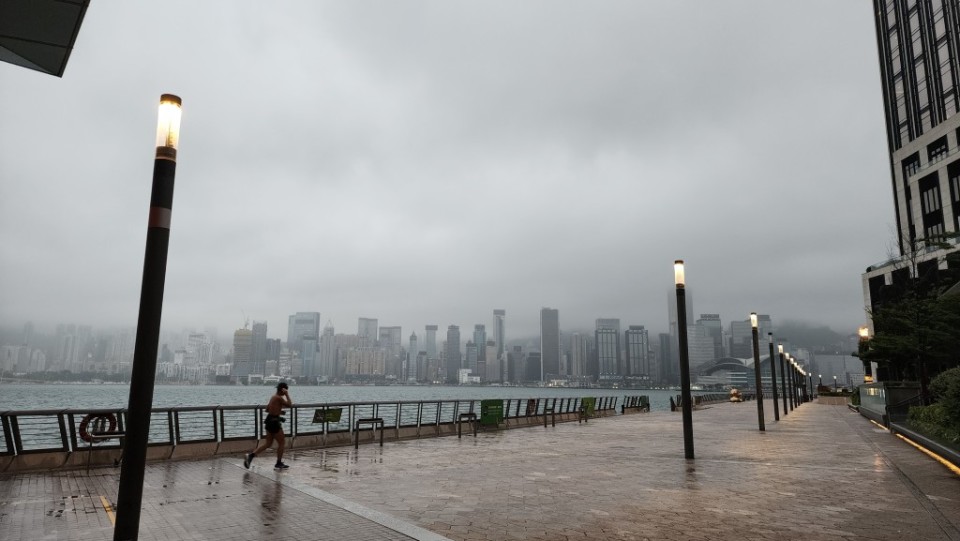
[{"left": 0, "top": 0, "right": 89, "bottom": 77}]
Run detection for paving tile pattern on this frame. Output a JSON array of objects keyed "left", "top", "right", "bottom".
[{"left": 1, "top": 400, "right": 957, "bottom": 540}]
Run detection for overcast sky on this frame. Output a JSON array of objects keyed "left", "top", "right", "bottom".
[{"left": 1, "top": 1, "right": 893, "bottom": 343}]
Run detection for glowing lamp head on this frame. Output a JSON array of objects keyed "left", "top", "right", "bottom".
[
  {"left": 674, "top": 260, "right": 685, "bottom": 287},
  {"left": 778, "top": 343, "right": 784, "bottom": 354},
  {"left": 859, "top": 326, "right": 870, "bottom": 340},
  {"left": 156, "top": 94, "right": 182, "bottom": 154},
  {"left": 750, "top": 313, "right": 758, "bottom": 329}
]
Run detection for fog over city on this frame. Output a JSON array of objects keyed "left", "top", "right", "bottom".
[{"left": 1, "top": 2, "right": 890, "bottom": 341}]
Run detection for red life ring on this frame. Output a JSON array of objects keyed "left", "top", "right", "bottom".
[{"left": 79, "top": 413, "right": 117, "bottom": 443}]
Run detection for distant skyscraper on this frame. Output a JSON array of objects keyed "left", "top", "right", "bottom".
[
  {"left": 568, "top": 332, "right": 589, "bottom": 377},
  {"left": 445, "top": 325, "right": 461, "bottom": 384},
  {"left": 287, "top": 312, "right": 320, "bottom": 353},
  {"left": 493, "top": 309, "right": 506, "bottom": 359},
  {"left": 595, "top": 318, "right": 620, "bottom": 381},
  {"left": 425, "top": 325, "right": 438, "bottom": 360},
  {"left": 624, "top": 325, "right": 650, "bottom": 378},
  {"left": 697, "top": 314, "right": 724, "bottom": 359},
  {"left": 484, "top": 340, "right": 499, "bottom": 382},
  {"left": 658, "top": 332, "right": 674, "bottom": 385},
  {"left": 231, "top": 328, "right": 253, "bottom": 378},
  {"left": 301, "top": 336, "right": 318, "bottom": 380},
  {"left": 379, "top": 325, "right": 402, "bottom": 377},
  {"left": 473, "top": 324, "right": 487, "bottom": 373},
  {"left": 358, "top": 318, "right": 378, "bottom": 347},
  {"left": 251, "top": 321, "right": 268, "bottom": 376},
  {"left": 729, "top": 315, "right": 773, "bottom": 359},
  {"left": 407, "top": 332, "right": 418, "bottom": 381},
  {"left": 465, "top": 341, "right": 478, "bottom": 373},
  {"left": 316, "top": 324, "right": 334, "bottom": 378},
  {"left": 540, "top": 308, "right": 560, "bottom": 380}
]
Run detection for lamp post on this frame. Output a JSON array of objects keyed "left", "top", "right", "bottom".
[
  {"left": 786, "top": 355, "right": 795, "bottom": 410},
  {"left": 750, "top": 313, "right": 765, "bottom": 431},
  {"left": 819, "top": 374, "right": 822, "bottom": 390},
  {"left": 114, "top": 94, "right": 182, "bottom": 541},
  {"left": 859, "top": 326, "right": 874, "bottom": 383},
  {"left": 834, "top": 375, "right": 838, "bottom": 392},
  {"left": 768, "top": 333, "right": 780, "bottom": 421},
  {"left": 808, "top": 373, "right": 814, "bottom": 400},
  {"left": 778, "top": 344, "right": 788, "bottom": 416},
  {"left": 674, "top": 260, "right": 694, "bottom": 459}
]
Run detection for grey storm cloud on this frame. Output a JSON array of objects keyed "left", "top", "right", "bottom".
[{"left": 1, "top": 1, "right": 890, "bottom": 341}]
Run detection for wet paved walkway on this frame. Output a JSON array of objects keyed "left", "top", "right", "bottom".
[{"left": 1, "top": 400, "right": 958, "bottom": 540}]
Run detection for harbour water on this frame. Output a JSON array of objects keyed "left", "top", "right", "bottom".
[{"left": 0, "top": 383, "right": 679, "bottom": 412}]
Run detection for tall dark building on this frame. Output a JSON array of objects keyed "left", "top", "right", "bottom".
[
  {"left": 445, "top": 325, "right": 461, "bottom": 384},
  {"left": 865, "top": 0, "right": 960, "bottom": 313},
  {"left": 539, "top": 308, "right": 560, "bottom": 380}
]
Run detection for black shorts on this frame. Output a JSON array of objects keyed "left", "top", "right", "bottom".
[{"left": 265, "top": 416, "right": 283, "bottom": 434}]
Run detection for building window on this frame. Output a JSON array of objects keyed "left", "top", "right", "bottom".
[
  {"left": 928, "top": 136, "right": 949, "bottom": 163},
  {"left": 903, "top": 153, "right": 921, "bottom": 177},
  {"left": 919, "top": 174, "right": 945, "bottom": 241}
]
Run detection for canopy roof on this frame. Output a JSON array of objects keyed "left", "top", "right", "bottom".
[{"left": 0, "top": 0, "right": 89, "bottom": 77}]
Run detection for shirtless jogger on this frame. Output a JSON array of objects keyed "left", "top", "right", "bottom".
[{"left": 244, "top": 382, "right": 292, "bottom": 470}]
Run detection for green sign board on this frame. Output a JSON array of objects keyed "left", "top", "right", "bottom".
[
  {"left": 480, "top": 399, "right": 504, "bottom": 426},
  {"left": 581, "top": 397, "right": 596, "bottom": 417},
  {"left": 312, "top": 408, "right": 343, "bottom": 424}
]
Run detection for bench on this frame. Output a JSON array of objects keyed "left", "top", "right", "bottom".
[
  {"left": 86, "top": 431, "right": 125, "bottom": 471},
  {"left": 354, "top": 418, "right": 384, "bottom": 449},
  {"left": 458, "top": 412, "right": 477, "bottom": 438}
]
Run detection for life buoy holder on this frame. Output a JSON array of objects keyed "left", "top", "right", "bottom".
[{"left": 79, "top": 413, "right": 117, "bottom": 443}]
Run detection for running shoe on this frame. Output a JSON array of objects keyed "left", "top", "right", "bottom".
[
  {"left": 274, "top": 462, "right": 290, "bottom": 469},
  {"left": 243, "top": 453, "right": 253, "bottom": 469}
]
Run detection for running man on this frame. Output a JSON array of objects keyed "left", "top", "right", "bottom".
[{"left": 244, "top": 381, "right": 293, "bottom": 469}]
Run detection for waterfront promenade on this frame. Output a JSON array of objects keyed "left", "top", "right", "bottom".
[{"left": 1, "top": 400, "right": 957, "bottom": 540}]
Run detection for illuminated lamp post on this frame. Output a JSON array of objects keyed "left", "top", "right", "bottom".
[
  {"left": 674, "top": 260, "right": 694, "bottom": 459},
  {"left": 819, "top": 374, "right": 823, "bottom": 389},
  {"left": 778, "top": 343, "right": 788, "bottom": 416},
  {"left": 768, "top": 333, "right": 780, "bottom": 421},
  {"left": 750, "top": 313, "right": 765, "bottom": 431},
  {"left": 834, "top": 375, "right": 838, "bottom": 392},
  {"left": 115, "top": 94, "right": 182, "bottom": 541},
  {"left": 808, "top": 373, "right": 814, "bottom": 400},
  {"left": 859, "top": 326, "right": 874, "bottom": 383}
]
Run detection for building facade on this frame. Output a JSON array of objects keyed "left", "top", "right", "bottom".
[{"left": 864, "top": 0, "right": 960, "bottom": 316}]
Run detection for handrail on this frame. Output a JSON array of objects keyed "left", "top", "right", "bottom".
[{"left": 0, "top": 395, "right": 643, "bottom": 460}]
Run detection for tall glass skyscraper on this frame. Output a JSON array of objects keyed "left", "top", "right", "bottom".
[
  {"left": 445, "top": 325, "right": 461, "bottom": 384},
  {"left": 540, "top": 308, "right": 560, "bottom": 380}
]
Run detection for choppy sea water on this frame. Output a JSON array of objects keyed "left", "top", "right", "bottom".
[{"left": 0, "top": 383, "right": 680, "bottom": 412}]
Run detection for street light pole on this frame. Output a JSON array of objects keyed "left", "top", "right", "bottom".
[
  {"left": 808, "top": 373, "right": 814, "bottom": 400},
  {"left": 786, "top": 355, "right": 795, "bottom": 411},
  {"left": 114, "top": 94, "right": 182, "bottom": 541},
  {"left": 674, "top": 260, "right": 694, "bottom": 459},
  {"left": 778, "top": 344, "right": 788, "bottom": 416},
  {"left": 750, "top": 313, "right": 765, "bottom": 431},
  {"left": 768, "top": 333, "right": 780, "bottom": 421}
]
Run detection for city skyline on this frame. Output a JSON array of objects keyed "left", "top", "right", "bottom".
[{"left": 2, "top": 3, "right": 889, "bottom": 347}]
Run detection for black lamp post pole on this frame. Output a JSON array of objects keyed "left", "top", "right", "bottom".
[
  {"left": 675, "top": 260, "right": 694, "bottom": 460},
  {"left": 768, "top": 333, "right": 779, "bottom": 421},
  {"left": 750, "top": 314, "right": 765, "bottom": 431},
  {"left": 787, "top": 358, "right": 795, "bottom": 411},
  {"left": 779, "top": 347, "right": 788, "bottom": 416},
  {"left": 114, "top": 94, "right": 182, "bottom": 541}
]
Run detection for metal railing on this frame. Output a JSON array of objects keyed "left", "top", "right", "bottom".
[{"left": 1, "top": 395, "right": 639, "bottom": 458}]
